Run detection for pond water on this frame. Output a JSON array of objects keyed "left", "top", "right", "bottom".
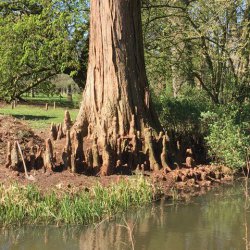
[{"left": 0, "top": 182, "right": 249, "bottom": 250}]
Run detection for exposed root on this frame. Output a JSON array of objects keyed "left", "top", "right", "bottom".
[
  {"left": 92, "top": 136, "right": 101, "bottom": 174},
  {"left": 144, "top": 128, "right": 160, "bottom": 171},
  {"left": 43, "top": 139, "right": 55, "bottom": 171},
  {"left": 63, "top": 110, "right": 72, "bottom": 134},
  {"left": 4, "top": 110, "right": 234, "bottom": 186},
  {"left": 71, "top": 129, "right": 84, "bottom": 173},
  {"left": 50, "top": 123, "right": 58, "bottom": 141},
  {"left": 62, "top": 130, "right": 72, "bottom": 169},
  {"left": 5, "top": 141, "right": 11, "bottom": 168},
  {"left": 161, "top": 135, "right": 171, "bottom": 172},
  {"left": 100, "top": 135, "right": 113, "bottom": 176},
  {"left": 10, "top": 141, "right": 20, "bottom": 170}
]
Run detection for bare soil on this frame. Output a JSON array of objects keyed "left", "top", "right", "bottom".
[
  {"left": 0, "top": 114, "right": 233, "bottom": 197},
  {"left": 0, "top": 115, "right": 44, "bottom": 166},
  {"left": 0, "top": 115, "right": 106, "bottom": 191},
  {"left": 0, "top": 116, "right": 141, "bottom": 191}
]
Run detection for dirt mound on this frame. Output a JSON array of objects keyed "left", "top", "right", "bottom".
[{"left": 0, "top": 115, "right": 44, "bottom": 166}]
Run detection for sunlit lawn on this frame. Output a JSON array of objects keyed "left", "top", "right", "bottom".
[{"left": 0, "top": 104, "right": 79, "bottom": 130}]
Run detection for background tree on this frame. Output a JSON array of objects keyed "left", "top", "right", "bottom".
[
  {"left": 142, "top": 0, "right": 250, "bottom": 104},
  {"left": 0, "top": 0, "right": 89, "bottom": 101},
  {"left": 141, "top": 0, "right": 249, "bottom": 166}
]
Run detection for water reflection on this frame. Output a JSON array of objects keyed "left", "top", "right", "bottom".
[{"left": 0, "top": 183, "right": 249, "bottom": 250}]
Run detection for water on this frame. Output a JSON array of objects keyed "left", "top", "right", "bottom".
[{"left": 0, "top": 182, "right": 249, "bottom": 250}]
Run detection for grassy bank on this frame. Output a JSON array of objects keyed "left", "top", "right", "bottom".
[
  {"left": 0, "top": 104, "right": 79, "bottom": 129},
  {"left": 0, "top": 176, "right": 158, "bottom": 226}
]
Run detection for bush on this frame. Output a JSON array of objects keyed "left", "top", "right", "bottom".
[
  {"left": 153, "top": 88, "right": 211, "bottom": 135},
  {"left": 151, "top": 88, "right": 213, "bottom": 163},
  {"left": 201, "top": 107, "right": 250, "bottom": 169}
]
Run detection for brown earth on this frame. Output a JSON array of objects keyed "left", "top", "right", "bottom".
[
  {"left": 0, "top": 115, "right": 44, "bottom": 166},
  {"left": 0, "top": 115, "right": 234, "bottom": 198},
  {"left": 0, "top": 115, "right": 141, "bottom": 191}
]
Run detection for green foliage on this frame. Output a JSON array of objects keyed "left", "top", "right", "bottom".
[
  {"left": 154, "top": 87, "right": 211, "bottom": 135},
  {"left": 142, "top": 0, "right": 250, "bottom": 104},
  {"left": 0, "top": 0, "right": 89, "bottom": 100},
  {"left": 201, "top": 107, "right": 250, "bottom": 169},
  {"left": 154, "top": 86, "right": 249, "bottom": 167},
  {"left": 0, "top": 176, "right": 156, "bottom": 226}
]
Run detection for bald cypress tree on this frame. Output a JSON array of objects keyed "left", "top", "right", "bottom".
[{"left": 73, "top": 0, "right": 168, "bottom": 175}]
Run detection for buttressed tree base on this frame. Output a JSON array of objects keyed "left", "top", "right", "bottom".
[
  {"left": 71, "top": 0, "right": 173, "bottom": 176},
  {"left": 5, "top": 0, "right": 174, "bottom": 176}
]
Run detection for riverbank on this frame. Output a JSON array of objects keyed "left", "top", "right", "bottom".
[
  {"left": 0, "top": 175, "right": 158, "bottom": 226},
  {"left": 0, "top": 179, "right": 247, "bottom": 250},
  {"left": 0, "top": 167, "right": 235, "bottom": 227},
  {"left": 0, "top": 114, "right": 236, "bottom": 226}
]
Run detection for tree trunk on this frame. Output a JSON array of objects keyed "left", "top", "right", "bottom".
[
  {"left": 73, "top": 0, "right": 170, "bottom": 175},
  {"left": 67, "top": 85, "right": 73, "bottom": 102},
  {"left": 31, "top": 88, "right": 35, "bottom": 98},
  {"left": 74, "top": 0, "right": 160, "bottom": 137}
]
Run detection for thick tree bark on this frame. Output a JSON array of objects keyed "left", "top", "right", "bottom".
[
  {"left": 72, "top": 0, "right": 171, "bottom": 176},
  {"left": 74, "top": 0, "right": 160, "bottom": 137}
]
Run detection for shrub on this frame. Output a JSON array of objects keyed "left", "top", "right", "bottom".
[
  {"left": 201, "top": 107, "right": 250, "bottom": 169},
  {"left": 152, "top": 88, "right": 213, "bottom": 163},
  {"left": 153, "top": 88, "right": 211, "bottom": 135}
]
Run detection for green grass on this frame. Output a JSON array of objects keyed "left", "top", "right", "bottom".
[
  {"left": 0, "top": 176, "right": 159, "bottom": 226},
  {"left": 0, "top": 104, "right": 79, "bottom": 130}
]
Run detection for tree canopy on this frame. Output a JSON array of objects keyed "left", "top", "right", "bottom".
[
  {"left": 0, "top": 0, "right": 89, "bottom": 101},
  {"left": 142, "top": 0, "right": 250, "bottom": 104},
  {"left": 0, "top": 0, "right": 249, "bottom": 105}
]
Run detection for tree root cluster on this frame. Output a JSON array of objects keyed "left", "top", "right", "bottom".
[
  {"left": 4, "top": 111, "right": 233, "bottom": 184},
  {"left": 152, "top": 165, "right": 234, "bottom": 190}
]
